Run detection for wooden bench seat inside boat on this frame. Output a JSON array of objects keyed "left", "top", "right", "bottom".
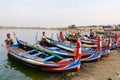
[{"left": 12, "top": 48, "right": 55, "bottom": 62}]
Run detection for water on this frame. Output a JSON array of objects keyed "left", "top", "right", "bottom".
[{"left": 0, "top": 29, "right": 63, "bottom": 80}]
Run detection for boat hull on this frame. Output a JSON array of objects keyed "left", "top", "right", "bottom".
[{"left": 7, "top": 44, "right": 81, "bottom": 72}]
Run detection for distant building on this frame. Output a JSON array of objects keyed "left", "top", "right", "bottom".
[
  {"left": 78, "top": 26, "right": 104, "bottom": 32},
  {"left": 115, "top": 25, "right": 120, "bottom": 30}
]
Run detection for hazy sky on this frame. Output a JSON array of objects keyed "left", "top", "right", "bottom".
[{"left": 0, "top": 0, "right": 120, "bottom": 28}]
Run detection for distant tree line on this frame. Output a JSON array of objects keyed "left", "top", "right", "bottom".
[{"left": 68, "top": 25, "right": 77, "bottom": 29}]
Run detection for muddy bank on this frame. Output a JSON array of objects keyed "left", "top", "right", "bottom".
[
  {"left": 43, "top": 48, "right": 120, "bottom": 80},
  {"left": 72, "top": 48, "right": 120, "bottom": 80}
]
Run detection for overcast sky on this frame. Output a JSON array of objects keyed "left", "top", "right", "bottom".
[{"left": 0, "top": 0, "right": 120, "bottom": 28}]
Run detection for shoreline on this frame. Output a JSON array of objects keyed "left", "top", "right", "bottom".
[{"left": 72, "top": 48, "right": 120, "bottom": 80}]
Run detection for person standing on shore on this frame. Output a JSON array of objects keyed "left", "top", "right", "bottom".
[
  {"left": 59, "top": 31, "right": 65, "bottom": 42},
  {"left": 89, "top": 29, "right": 94, "bottom": 39},
  {"left": 5, "top": 33, "right": 14, "bottom": 47}
]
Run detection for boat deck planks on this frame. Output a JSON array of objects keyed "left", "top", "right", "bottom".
[
  {"left": 22, "top": 54, "right": 31, "bottom": 57},
  {"left": 13, "top": 48, "right": 25, "bottom": 54},
  {"left": 31, "top": 57, "right": 42, "bottom": 61},
  {"left": 12, "top": 48, "right": 54, "bottom": 62}
]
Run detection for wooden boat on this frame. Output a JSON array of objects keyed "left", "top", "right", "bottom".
[
  {"left": 65, "top": 33, "right": 119, "bottom": 50},
  {"left": 36, "top": 44, "right": 100, "bottom": 62},
  {"left": 48, "top": 35, "right": 100, "bottom": 51},
  {"left": 6, "top": 34, "right": 82, "bottom": 72},
  {"left": 65, "top": 34, "right": 97, "bottom": 44},
  {"left": 46, "top": 35, "right": 112, "bottom": 61},
  {"left": 38, "top": 35, "right": 106, "bottom": 62},
  {"left": 35, "top": 40, "right": 96, "bottom": 58},
  {"left": 34, "top": 33, "right": 100, "bottom": 61},
  {"left": 95, "top": 33, "right": 119, "bottom": 49}
]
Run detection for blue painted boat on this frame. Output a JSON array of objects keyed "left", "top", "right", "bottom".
[
  {"left": 65, "top": 33, "right": 119, "bottom": 50},
  {"left": 6, "top": 34, "right": 82, "bottom": 72},
  {"left": 36, "top": 35, "right": 105, "bottom": 62},
  {"left": 45, "top": 35, "right": 112, "bottom": 61}
]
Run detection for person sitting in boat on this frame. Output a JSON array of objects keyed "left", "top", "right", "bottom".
[
  {"left": 5, "top": 33, "right": 14, "bottom": 47},
  {"left": 39, "top": 31, "right": 51, "bottom": 46},
  {"left": 59, "top": 31, "right": 65, "bottom": 42},
  {"left": 89, "top": 29, "right": 95, "bottom": 39}
]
